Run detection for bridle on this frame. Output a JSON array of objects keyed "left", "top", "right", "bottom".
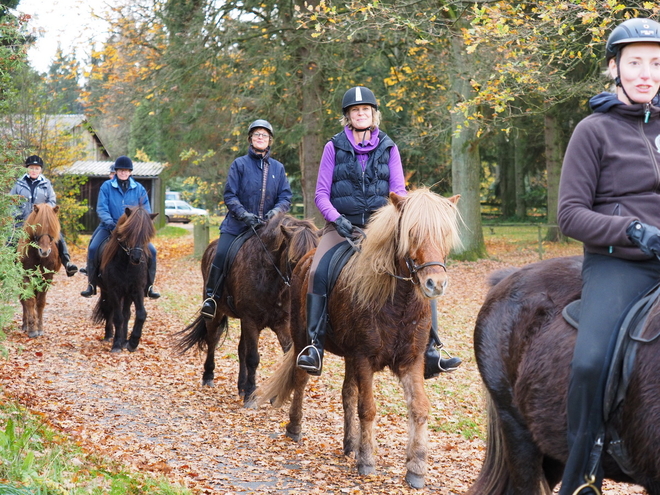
[
  {"left": 389, "top": 258, "right": 447, "bottom": 285},
  {"left": 251, "top": 224, "right": 291, "bottom": 286},
  {"left": 118, "top": 239, "right": 147, "bottom": 264}
]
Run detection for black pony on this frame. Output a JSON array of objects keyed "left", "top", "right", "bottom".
[
  {"left": 92, "top": 206, "right": 157, "bottom": 353},
  {"left": 177, "top": 213, "right": 319, "bottom": 402},
  {"left": 470, "top": 255, "right": 660, "bottom": 494}
]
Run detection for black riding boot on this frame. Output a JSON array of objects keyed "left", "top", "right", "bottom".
[
  {"left": 296, "top": 293, "right": 328, "bottom": 376},
  {"left": 423, "top": 331, "right": 462, "bottom": 379},
  {"left": 145, "top": 257, "right": 160, "bottom": 299},
  {"left": 201, "top": 264, "right": 223, "bottom": 319},
  {"left": 80, "top": 263, "right": 97, "bottom": 297},
  {"left": 424, "top": 299, "right": 461, "bottom": 379},
  {"left": 58, "top": 235, "right": 78, "bottom": 277}
]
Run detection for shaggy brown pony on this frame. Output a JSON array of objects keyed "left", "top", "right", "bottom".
[
  {"left": 92, "top": 206, "right": 157, "bottom": 353},
  {"left": 469, "top": 255, "right": 660, "bottom": 494},
  {"left": 252, "top": 189, "right": 461, "bottom": 489},
  {"left": 177, "top": 213, "right": 319, "bottom": 402},
  {"left": 18, "top": 204, "right": 62, "bottom": 338}
]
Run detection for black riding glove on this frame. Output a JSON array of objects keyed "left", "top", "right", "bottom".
[
  {"left": 265, "top": 208, "right": 281, "bottom": 221},
  {"left": 333, "top": 215, "right": 354, "bottom": 239},
  {"left": 239, "top": 212, "right": 261, "bottom": 228},
  {"left": 627, "top": 221, "right": 660, "bottom": 257}
]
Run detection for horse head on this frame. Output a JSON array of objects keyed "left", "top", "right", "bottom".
[
  {"left": 391, "top": 191, "right": 461, "bottom": 298},
  {"left": 103, "top": 206, "right": 157, "bottom": 269},
  {"left": 347, "top": 189, "right": 462, "bottom": 309},
  {"left": 25, "top": 204, "right": 61, "bottom": 258}
]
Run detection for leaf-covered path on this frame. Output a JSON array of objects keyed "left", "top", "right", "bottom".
[{"left": 0, "top": 231, "right": 646, "bottom": 494}]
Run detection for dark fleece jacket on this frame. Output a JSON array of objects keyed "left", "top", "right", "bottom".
[{"left": 558, "top": 92, "right": 660, "bottom": 260}]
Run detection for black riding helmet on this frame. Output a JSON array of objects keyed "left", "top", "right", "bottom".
[
  {"left": 341, "top": 86, "right": 378, "bottom": 113},
  {"left": 114, "top": 155, "right": 133, "bottom": 171},
  {"left": 606, "top": 18, "right": 660, "bottom": 62},
  {"left": 247, "top": 119, "right": 274, "bottom": 141},
  {"left": 25, "top": 155, "right": 44, "bottom": 167}
]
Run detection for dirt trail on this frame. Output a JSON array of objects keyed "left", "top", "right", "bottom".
[{"left": 0, "top": 233, "right": 646, "bottom": 494}]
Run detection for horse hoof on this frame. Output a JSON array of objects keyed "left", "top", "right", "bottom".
[
  {"left": 27, "top": 330, "right": 39, "bottom": 338},
  {"left": 103, "top": 337, "right": 112, "bottom": 342},
  {"left": 110, "top": 347, "right": 123, "bottom": 353},
  {"left": 243, "top": 397, "right": 257, "bottom": 409},
  {"left": 202, "top": 379, "right": 215, "bottom": 387},
  {"left": 285, "top": 428, "right": 302, "bottom": 443},
  {"left": 358, "top": 464, "right": 375, "bottom": 476},
  {"left": 126, "top": 343, "right": 138, "bottom": 352},
  {"left": 405, "top": 472, "right": 425, "bottom": 489}
]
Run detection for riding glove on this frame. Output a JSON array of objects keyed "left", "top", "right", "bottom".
[
  {"left": 239, "top": 211, "right": 261, "bottom": 228},
  {"left": 627, "top": 221, "right": 660, "bottom": 257},
  {"left": 265, "top": 208, "right": 281, "bottom": 221},
  {"left": 333, "top": 215, "right": 354, "bottom": 239}
]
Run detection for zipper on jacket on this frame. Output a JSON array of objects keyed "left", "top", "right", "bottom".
[
  {"left": 639, "top": 118, "right": 660, "bottom": 190},
  {"left": 644, "top": 102, "right": 651, "bottom": 124}
]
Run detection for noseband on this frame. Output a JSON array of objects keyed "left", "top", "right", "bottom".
[
  {"left": 119, "top": 240, "right": 146, "bottom": 264},
  {"left": 389, "top": 258, "right": 447, "bottom": 285}
]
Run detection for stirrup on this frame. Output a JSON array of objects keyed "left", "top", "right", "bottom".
[
  {"left": 146, "top": 285, "right": 161, "bottom": 299},
  {"left": 296, "top": 345, "right": 322, "bottom": 375},
  {"left": 80, "top": 284, "right": 96, "bottom": 298},
  {"left": 201, "top": 297, "right": 217, "bottom": 319},
  {"left": 65, "top": 262, "right": 78, "bottom": 277},
  {"left": 572, "top": 474, "right": 602, "bottom": 495}
]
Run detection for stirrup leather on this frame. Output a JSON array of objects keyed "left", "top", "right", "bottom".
[
  {"left": 297, "top": 344, "right": 322, "bottom": 372},
  {"left": 438, "top": 347, "right": 460, "bottom": 372},
  {"left": 201, "top": 297, "right": 217, "bottom": 319}
]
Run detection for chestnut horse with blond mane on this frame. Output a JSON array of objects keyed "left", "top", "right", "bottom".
[
  {"left": 18, "top": 204, "right": 62, "bottom": 338},
  {"left": 253, "top": 188, "right": 461, "bottom": 489}
]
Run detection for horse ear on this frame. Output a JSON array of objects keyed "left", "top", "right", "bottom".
[
  {"left": 33, "top": 204, "right": 40, "bottom": 213},
  {"left": 448, "top": 194, "right": 460, "bottom": 205},
  {"left": 280, "top": 224, "right": 295, "bottom": 240},
  {"left": 125, "top": 207, "right": 132, "bottom": 216},
  {"left": 53, "top": 205, "right": 60, "bottom": 214},
  {"left": 389, "top": 192, "right": 405, "bottom": 209},
  {"left": 150, "top": 213, "right": 158, "bottom": 220}
]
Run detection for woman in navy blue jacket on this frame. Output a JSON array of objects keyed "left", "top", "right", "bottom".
[
  {"left": 201, "top": 119, "right": 292, "bottom": 319},
  {"left": 80, "top": 156, "right": 159, "bottom": 299}
]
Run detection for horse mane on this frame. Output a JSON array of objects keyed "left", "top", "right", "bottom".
[
  {"left": 345, "top": 188, "right": 461, "bottom": 310},
  {"left": 260, "top": 214, "right": 319, "bottom": 268},
  {"left": 101, "top": 206, "right": 155, "bottom": 270},
  {"left": 24, "top": 204, "right": 60, "bottom": 240}
]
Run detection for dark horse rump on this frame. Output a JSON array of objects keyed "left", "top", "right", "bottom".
[
  {"left": 177, "top": 213, "right": 319, "bottom": 401},
  {"left": 469, "top": 255, "right": 660, "bottom": 495}
]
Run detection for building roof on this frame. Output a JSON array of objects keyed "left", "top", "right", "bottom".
[{"left": 58, "top": 160, "right": 165, "bottom": 178}]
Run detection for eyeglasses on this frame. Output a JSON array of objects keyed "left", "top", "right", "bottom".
[{"left": 252, "top": 132, "right": 270, "bottom": 139}]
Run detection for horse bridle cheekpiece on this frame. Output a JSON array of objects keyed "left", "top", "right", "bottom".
[
  {"left": 119, "top": 239, "right": 145, "bottom": 264},
  {"left": 390, "top": 258, "right": 447, "bottom": 284}
]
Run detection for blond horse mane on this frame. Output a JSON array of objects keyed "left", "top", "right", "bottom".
[{"left": 344, "top": 188, "right": 461, "bottom": 310}]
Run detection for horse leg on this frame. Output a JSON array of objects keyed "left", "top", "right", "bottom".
[
  {"left": 25, "top": 298, "right": 38, "bottom": 338},
  {"left": 120, "top": 298, "right": 132, "bottom": 349},
  {"left": 35, "top": 290, "right": 47, "bottom": 337},
  {"left": 272, "top": 321, "right": 292, "bottom": 353},
  {"left": 110, "top": 299, "right": 126, "bottom": 352},
  {"left": 286, "top": 367, "right": 310, "bottom": 442},
  {"left": 201, "top": 315, "right": 226, "bottom": 387},
  {"left": 238, "top": 320, "right": 260, "bottom": 402},
  {"left": 127, "top": 297, "right": 147, "bottom": 352},
  {"left": 400, "top": 368, "right": 430, "bottom": 489},
  {"left": 342, "top": 357, "right": 360, "bottom": 456},
  {"left": 354, "top": 362, "right": 377, "bottom": 476},
  {"left": 103, "top": 319, "right": 114, "bottom": 341}
]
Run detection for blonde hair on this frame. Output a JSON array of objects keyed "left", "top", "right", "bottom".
[{"left": 340, "top": 107, "right": 381, "bottom": 130}]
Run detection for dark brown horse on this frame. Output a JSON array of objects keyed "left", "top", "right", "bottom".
[
  {"left": 469, "top": 255, "right": 660, "bottom": 494},
  {"left": 18, "top": 204, "right": 62, "bottom": 338},
  {"left": 177, "top": 213, "right": 319, "bottom": 402},
  {"left": 253, "top": 189, "right": 461, "bottom": 489},
  {"left": 92, "top": 206, "right": 157, "bottom": 353}
]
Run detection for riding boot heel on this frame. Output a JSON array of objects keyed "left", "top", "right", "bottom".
[
  {"left": 201, "top": 264, "right": 223, "bottom": 319},
  {"left": 296, "top": 293, "right": 328, "bottom": 376}
]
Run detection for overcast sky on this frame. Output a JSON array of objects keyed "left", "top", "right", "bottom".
[{"left": 16, "top": 0, "right": 115, "bottom": 74}]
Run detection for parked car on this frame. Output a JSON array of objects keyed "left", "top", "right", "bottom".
[
  {"left": 165, "top": 191, "right": 181, "bottom": 201},
  {"left": 164, "top": 200, "right": 208, "bottom": 223}
]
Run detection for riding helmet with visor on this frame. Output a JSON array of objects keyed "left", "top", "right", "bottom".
[
  {"left": 606, "top": 18, "right": 660, "bottom": 61},
  {"left": 114, "top": 155, "right": 134, "bottom": 171},
  {"left": 247, "top": 119, "right": 274, "bottom": 139},
  {"left": 341, "top": 86, "right": 378, "bottom": 113},
  {"left": 24, "top": 155, "right": 44, "bottom": 168}
]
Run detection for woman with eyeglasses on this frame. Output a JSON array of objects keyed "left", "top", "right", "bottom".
[{"left": 200, "top": 119, "right": 292, "bottom": 319}]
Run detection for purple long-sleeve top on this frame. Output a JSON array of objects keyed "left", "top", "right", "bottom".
[{"left": 315, "top": 126, "right": 406, "bottom": 223}]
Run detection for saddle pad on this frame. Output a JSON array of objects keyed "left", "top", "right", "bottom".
[{"left": 562, "top": 299, "right": 581, "bottom": 329}]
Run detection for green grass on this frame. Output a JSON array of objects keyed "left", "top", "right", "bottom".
[
  {"left": 0, "top": 401, "right": 192, "bottom": 495},
  {"left": 156, "top": 225, "right": 190, "bottom": 238}
]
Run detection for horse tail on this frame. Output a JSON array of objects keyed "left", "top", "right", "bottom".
[
  {"left": 250, "top": 348, "right": 297, "bottom": 408},
  {"left": 91, "top": 297, "right": 107, "bottom": 325},
  {"left": 468, "top": 392, "right": 553, "bottom": 495},
  {"left": 176, "top": 314, "right": 229, "bottom": 354}
]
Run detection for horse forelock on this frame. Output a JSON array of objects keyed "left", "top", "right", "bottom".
[
  {"left": 116, "top": 207, "right": 155, "bottom": 249},
  {"left": 346, "top": 189, "right": 460, "bottom": 310},
  {"left": 286, "top": 218, "right": 319, "bottom": 265},
  {"left": 25, "top": 205, "right": 60, "bottom": 240}
]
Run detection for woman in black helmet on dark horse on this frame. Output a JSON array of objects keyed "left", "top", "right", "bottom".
[
  {"left": 557, "top": 18, "right": 660, "bottom": 495},
  {"left": 295, "top": 86, "right": 462, "bottom": 378},
  {"left": 200, "top": 119, "right": 292, "bottom": 319}
]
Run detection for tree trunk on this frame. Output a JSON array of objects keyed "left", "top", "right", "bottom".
[
  {"left": 544, "top": 112, "right": 564, "bottom": 242},
  {"left": 514, "top": 128, "right": 527, "bottom": 219},
  {"left": 297, "top": 55, "right": 324, "bottom": 226},
  {"left": 448, "top": 25, "right": 487, "bottom": 260},
  {"left": 497, "top": 132, "right": 515, "bottom": 218}
]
